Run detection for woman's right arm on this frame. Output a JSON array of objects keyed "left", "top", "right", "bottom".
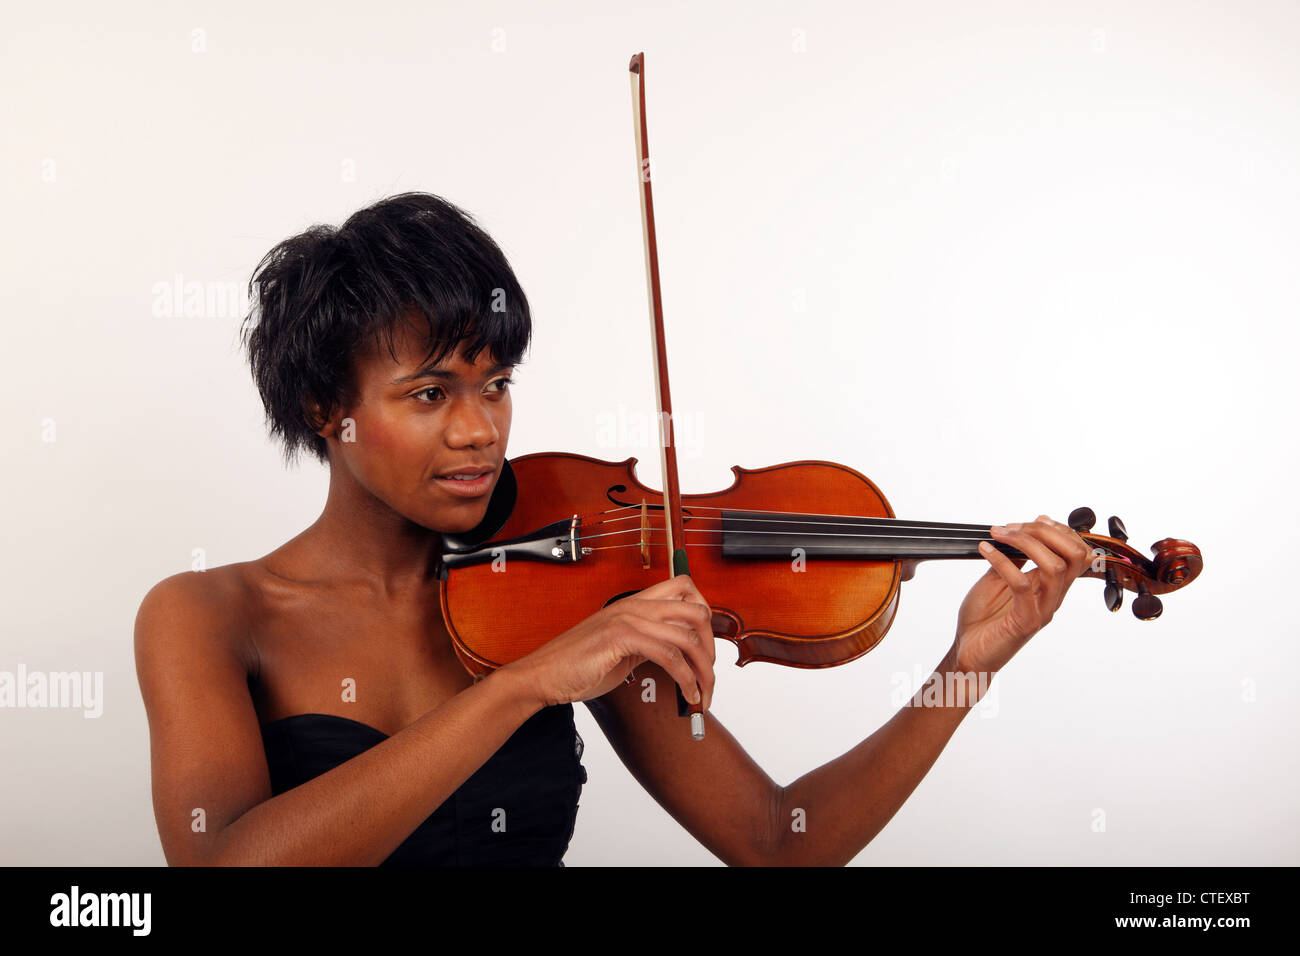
[
  {"left": 134, "top": 572, "right": 544, "bottom": 866},
  {"left": 134, "top": 571, "right": 715, "bottom": 866}
]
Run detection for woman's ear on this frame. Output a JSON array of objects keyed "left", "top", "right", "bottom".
[{"left": 307, "top": 399, "right": 338, "bottom": 440}]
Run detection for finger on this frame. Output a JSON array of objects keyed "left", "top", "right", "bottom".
[
  {"left": 669, "top": 620, "right": 716, "bottom": 697},
  {"left": 978, "top": 536, "right": 1034, "bottom": 596},
  {"left": 642, "top": 573, "right": 700, "bottom": 598},
  {"left": 999, "top": 518, "right": 1084, "bottom": 605},
  {"left": 683, "top": 613, "right": 717, "bottom": 668},
  {"left": 627, "top": 596, "right": 714, "bottom": 629},
  {"left": 617, "top": 630, "right": 702, "bottom": 705},
  {"left": 621, "top": 615, "right": 715, "bottom": 711},
  {"left": 670, "top": 573, "right": 710, "bottom": 609},
  {"left": 631, "top": 576, "right": 718, "bottom": 670},
  {"left": 991, "top": 522, "right": 1067, "bottom": 585},
  {"left": 693, "top": 602, "right": 717, "bottom": 666},
  {"left": 982, "top": 536, "right": 1029, "bottom": 571},
  {"left": 662, "top": 618, "right": 715, "bottom": 711},
  {"left": 639, "top": 574, "right": 711, "bottom": 617},
  {"left": 679, "top": 580, "right": 719, "bottom": 665},
  {"left": 627, "top": 596, "right": 717, "bottom": 666},
  {"left": 619, "top": 626, "right": 712, "bottom": 710},
  {"left": 1034, "top": 515, "right": 1094, "bottom": 576}
]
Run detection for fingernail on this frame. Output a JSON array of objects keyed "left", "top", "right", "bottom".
[
  {"left": 991, "top": 525, "right": 1007, "bottom": 535},
  {"left": 1008, "top": 523, "right": 1022, "bottom": 531}
]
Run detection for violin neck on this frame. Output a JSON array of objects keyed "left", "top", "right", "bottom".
[{"left": 718, "top": 509, "right": 1016, "bottom": 561}]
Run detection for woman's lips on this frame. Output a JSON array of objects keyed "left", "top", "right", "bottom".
[{"left": 433, "top": 469, "right": 494, "bottom": 498}]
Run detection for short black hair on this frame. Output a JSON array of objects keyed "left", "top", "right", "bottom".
[{"left": 240, "top": 192, "right": 532, "bottom": 466}]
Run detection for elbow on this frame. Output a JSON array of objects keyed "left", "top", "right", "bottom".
[
  {"left": 730, "top": 783, "right": 790, "bottom": 867},
  {"left": 161, "top": 828, "right": 243, "bottom": 867},
  {"left": 745, "top": 785, "right": 859, "bottom": 867}
]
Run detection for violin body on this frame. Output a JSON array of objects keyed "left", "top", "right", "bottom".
[{"left": 440, "top": 452, "right": 902, "bottom": 675}]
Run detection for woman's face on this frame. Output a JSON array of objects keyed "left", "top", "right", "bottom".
[{"left": 324, "top": 322, "right": 514, "bottom": 534}]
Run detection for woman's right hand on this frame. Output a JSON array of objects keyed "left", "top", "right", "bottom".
[{"left": 502, "top": 574, "right": 718, "bottom": 710}]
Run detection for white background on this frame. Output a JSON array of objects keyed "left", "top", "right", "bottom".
[{"left": 2, "top": 0, "right": 1295, "bottom": 865}]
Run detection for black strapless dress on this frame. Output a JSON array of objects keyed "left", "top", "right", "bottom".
[{"left": 259, "top": 703, "right": 588, "bottom": 866}]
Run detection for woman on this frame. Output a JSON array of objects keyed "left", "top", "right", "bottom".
[{"left": 134, "top": 192, "right": 1094, "bottom": 866}]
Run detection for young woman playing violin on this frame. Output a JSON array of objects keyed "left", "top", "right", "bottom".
[{"left": 134, "top": 191, "right": 1097, "bottom": 866}]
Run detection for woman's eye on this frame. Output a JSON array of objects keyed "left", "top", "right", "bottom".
[{"left": 413, "top": 378, "right": 513, "bottom": 404}]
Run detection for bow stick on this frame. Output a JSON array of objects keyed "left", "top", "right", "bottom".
[{"left": 629, "top": 51, "right": 705, "bottom": 740}]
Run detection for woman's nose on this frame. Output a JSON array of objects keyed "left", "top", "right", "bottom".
[{"left": 444, "top": 397, "right": 499, "bottom": 447}]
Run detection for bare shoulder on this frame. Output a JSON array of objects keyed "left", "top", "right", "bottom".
[
  {"left": 134, "top": 561, "right": 284, "bottom": 864},
  {"left": 133, "top": 564, "right": 260, "bottom": 676}
]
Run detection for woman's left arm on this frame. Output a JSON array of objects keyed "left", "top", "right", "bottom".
[{"left": 585, "top": 515, "right": 1094, "bottom": 866}]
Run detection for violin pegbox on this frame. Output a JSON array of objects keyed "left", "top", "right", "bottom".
[{"left": 1067, "top": 506, "right": 1203, "bottom": 620}]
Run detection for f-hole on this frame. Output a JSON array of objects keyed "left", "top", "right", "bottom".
[{"left": 604, "top": 485, "right": 694, "bottom": 524}]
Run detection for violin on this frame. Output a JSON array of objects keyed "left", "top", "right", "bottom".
[
  {"left": 436, "top": 456, "right": 1202, "bottom": 665},
  {"left": 435, "top": 53, "right": 1203, "bottom": 737}
]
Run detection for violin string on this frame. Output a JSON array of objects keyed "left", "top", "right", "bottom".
[
  {"left": 577, "top": 541, "right": 1005, "bottom": 554},
  {"left": 569, "top": 521, "right": 1114, "bottom": 551},
  {"left": 576, "top": 512, "right": 999, "bottom": 537},
  {"left": 573, "top": 519, "right": 1000, "bottom": 544},
  {"left": 507, "top": 503, "right": 1102, "bottom": 552},
  {"left": 584, "top": 510, "right": 985, "bottom": 530},
  {"left": 574, "top": 527, "right": 1001, "bottom": 545},
  {"left": 571, "top": 502, "right": 995, "bottom": 531},
  {"left": 568, "top": 528, "right": 1118, "bottom": 558},
  {"left": 573, "top": 539, "right": 1129, "bottom": 565}
]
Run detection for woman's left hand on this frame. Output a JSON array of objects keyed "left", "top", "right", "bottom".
[{"left": 951, "top": 515, "right": 1095, "bottom": 675}]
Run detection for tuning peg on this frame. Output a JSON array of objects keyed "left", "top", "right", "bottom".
[
  {"left": 1103, "top": 567, "right": 1123, "bottom": 612},
  {"left": 1132, "top": 582, "right": 1163, "bottom": 621},
  {"left": 1068, "top": 507, "right": 1096, "bottom": 533},
  {"left": 1108, "top": 516, "right": 1128, "bottom": 543}
]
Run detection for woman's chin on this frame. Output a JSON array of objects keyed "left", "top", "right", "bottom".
[{"left": 425, "top": 499, "right": 492, "bottom": 535}]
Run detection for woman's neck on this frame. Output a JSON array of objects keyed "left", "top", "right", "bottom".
[{"left": 274, "top": 465, "right": 444, "bottom": 600}]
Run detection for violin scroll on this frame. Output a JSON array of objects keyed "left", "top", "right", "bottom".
[
  {"left": 1071, "top": 505, "right": 1203, "bottom": 619},
  {"left": 1152, "top": 538, "right": 1203, "bottom": 588}
]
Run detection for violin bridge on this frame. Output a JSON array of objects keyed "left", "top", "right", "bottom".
[{"left": 640, "top": 498, "right": 651, "bottom": 569}]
